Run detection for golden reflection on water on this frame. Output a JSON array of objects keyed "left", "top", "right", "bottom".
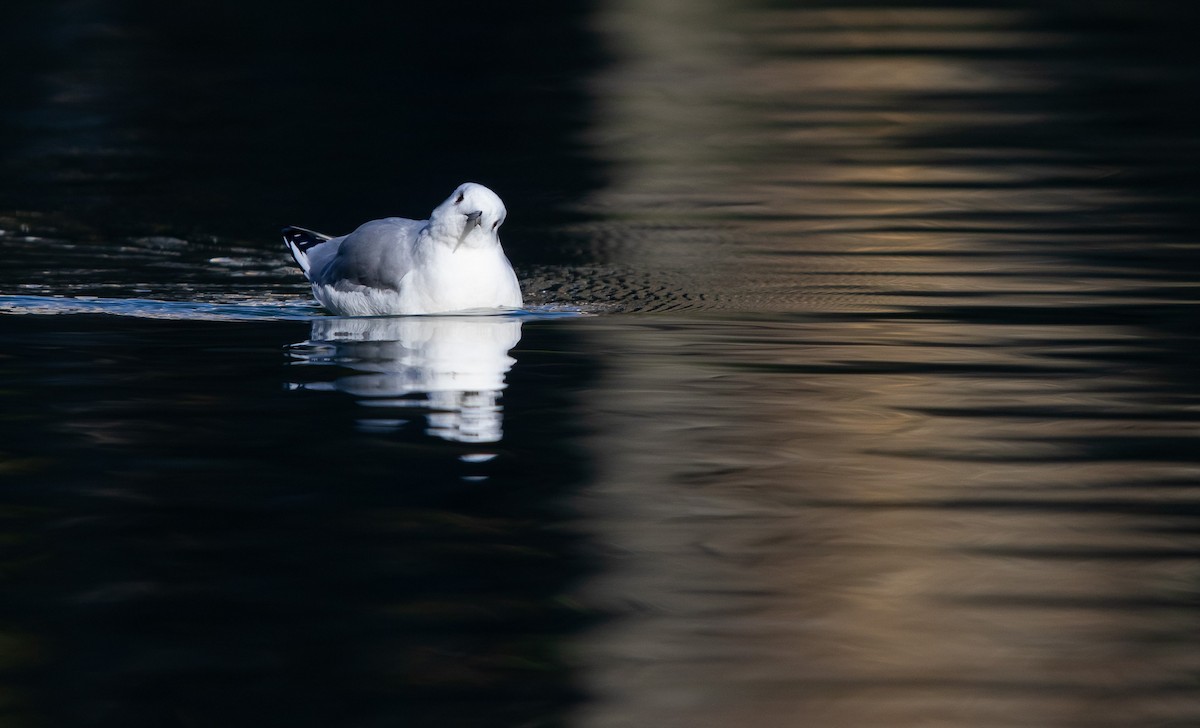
[
  {"left": 569, "top": 317, "right": 1200, "bottom": 728},
  {"left": 573, "top": 0, "right": 1175, "bottom": 315},
  {"left": 571, "top": 1, "right": 1200, "bottom": 726}
]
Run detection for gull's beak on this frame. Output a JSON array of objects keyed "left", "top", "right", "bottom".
[{"left": 456, "top": 211, "right": 484, "bottom": 250}]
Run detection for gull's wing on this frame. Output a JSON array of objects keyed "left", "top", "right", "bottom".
[{"left": 311, "top": 217, "right": 427, "bottom": 291}]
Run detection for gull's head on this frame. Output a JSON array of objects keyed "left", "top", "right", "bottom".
[{"left": 429, "top": 182, "right": 507, "bottom": 250}]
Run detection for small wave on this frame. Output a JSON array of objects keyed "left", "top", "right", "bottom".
[
  {"left": 0, "top": 295, "right": 591, "bottom": 322},
  {"left": 0, "top": 294, "right": 320, "bottom": 321}
]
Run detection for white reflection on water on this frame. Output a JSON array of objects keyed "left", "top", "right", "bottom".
[{"left": 287, "top": 316, "right": 522, "bottom": 443}]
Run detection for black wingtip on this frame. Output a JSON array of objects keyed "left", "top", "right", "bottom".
[{"left": 282, "top": 226, "right": 331, "bottom": 255}]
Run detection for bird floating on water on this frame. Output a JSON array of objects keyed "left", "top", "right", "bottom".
[{"left": 283, "top": 182, "right": 523, "bottom": 316}]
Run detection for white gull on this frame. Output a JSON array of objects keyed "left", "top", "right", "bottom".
[{"left": 283, "top": 182, "right": 523, "bottom": 316}]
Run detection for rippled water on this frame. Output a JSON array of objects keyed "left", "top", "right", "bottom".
[{"left": 2, "top": 1, "right": 1199, "bottom": 727}]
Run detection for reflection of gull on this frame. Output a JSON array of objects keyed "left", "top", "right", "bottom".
[{"left": 289, "top": 316, "right": 522, "bottom": 443}]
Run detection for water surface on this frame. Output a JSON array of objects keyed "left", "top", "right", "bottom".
[{"left": 1, "top": 1, "right": 1199, "bottom": 727}]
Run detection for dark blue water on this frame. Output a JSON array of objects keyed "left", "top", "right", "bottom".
[{"left": 2, "top": 2, "right": 1199, "bottom": 726}]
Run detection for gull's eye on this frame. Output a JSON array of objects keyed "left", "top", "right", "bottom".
[
  {"left": 454, "top": 192, "right": 464, "bottom": 205},
  {"left": 491, "top": 220, "right": 499, "bottom": 230}
]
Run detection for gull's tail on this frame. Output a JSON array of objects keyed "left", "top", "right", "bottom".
[{"left": 282, "top": 226, "right": 332, "bottom": 276}]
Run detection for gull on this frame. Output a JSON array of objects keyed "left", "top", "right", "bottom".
[{"left": 283, "top": 182, "right": 523, "bottom": 316}]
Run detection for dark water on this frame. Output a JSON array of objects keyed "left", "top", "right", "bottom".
[{"left": 2, "top": 2, "right": 1200, "bottom": 726}]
